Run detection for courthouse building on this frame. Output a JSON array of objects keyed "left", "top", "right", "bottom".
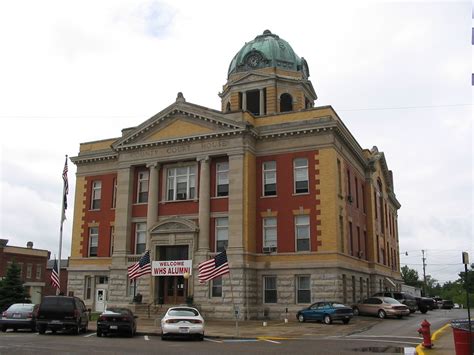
[{"left": 68, "top": 30, "right": 402, "bottom": 318}]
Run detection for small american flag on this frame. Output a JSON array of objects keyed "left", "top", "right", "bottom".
[
  {"left": 128, "top": 250, "right": 151, "bottom": 280},
  {"left": 198, "top": 250, "right": 230, "bottom": 283},
  {"left": 50, "top": 259, "right": 60, "bottom": 290}
]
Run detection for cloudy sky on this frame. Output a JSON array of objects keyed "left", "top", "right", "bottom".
[{"left": 0, "top": 0, "right": 471, "bottom": 284}]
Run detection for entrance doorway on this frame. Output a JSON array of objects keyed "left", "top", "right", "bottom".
[
  {"left": 95, "top": 288, "right": 107, "bottom": 312},
  {"left": 156, "top": 245, "right": 189, "bottom": 305}
]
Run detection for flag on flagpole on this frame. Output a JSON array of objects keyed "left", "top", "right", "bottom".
[
  {"left": 128, "top": 250, "right": 151, "bottom": 280},
  {"left": 51, "top": 259, "right": 60, "bottom": 290},
  {"left": 198, "top": 250, "right": 230, "bottom": 283},
  {"left": 61, "top": 156, "right": 68, "bottom": 222}
]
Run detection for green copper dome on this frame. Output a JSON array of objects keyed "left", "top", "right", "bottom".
[{"left": 227, "top": 30, "right": 309, "bottom": 78}]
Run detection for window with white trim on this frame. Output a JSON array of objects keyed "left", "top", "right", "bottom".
[
  {"left": 137, "top": 171, "right": 149, "bottom": 203},
  {"left": 297, "top": 275, "right": 311, "bottom": 303},
  {"left": 91, "top": 181, "right": 101, "bottom": 210},
  {"left": 36, "top": 264, "right": 42, "bottom": 279},
  {"left": 295, "top": 215, "right": 310, "bottom": 251},
  {"left": 26, "top": 264, "right": 32, "bottom": 279},
  {"left": 135, "top": 222, "right": 146, "bottom": 254},
  {"left": 211, "top": 277, "right": 222, "bottom": 297},
  {"left": 167, "top": 165, "right": 196, "bottom": 201},
  {"left": 215, "top": 217, "right": 228, "bottom": 252},
  {"left": 216, "top": 162, "right": 229, "bottom": 197},
  {"left": 112, "top": 178, "right": 117, "bottom": 209},
  {"left": 294, "top": 158, "right": 309, "bottom": 194},
  {"left": 263, "top": 217, "right": 277, "bottom": 248},
  {"left": 264, "top": 276, "right": 277, "bottom": 303},
  {"left": 89, "top": 227, "right": 98, "bottom": 257},
  {"left": 263, "top": 161, "right": 276, "bottom": 196}
]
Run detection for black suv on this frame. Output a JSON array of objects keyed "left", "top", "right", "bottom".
[
  {"left": 36, "top": 296, "right": 89, "bottom": 334},
  {"left": 373, "top": 292, "right": 418, "bottom": 313}
]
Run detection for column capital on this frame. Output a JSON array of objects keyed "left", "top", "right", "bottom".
[
  {"left": 196, "top": 155, "right": 210, "bottom": 163},
  {"left": 146, "top": 162, "right": 160, "bottom": 169}
]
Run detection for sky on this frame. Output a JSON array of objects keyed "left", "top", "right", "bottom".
[{"left": 0, "top": 0, "right": 472, "bottom": 285}]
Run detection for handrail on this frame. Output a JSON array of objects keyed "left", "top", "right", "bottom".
[{"left": 147, "top": 298, "right": 162, "bottom": 318}]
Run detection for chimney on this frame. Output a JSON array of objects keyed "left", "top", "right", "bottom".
[{"left": 27, "top": 241, "right": 33, "bottom": 248}]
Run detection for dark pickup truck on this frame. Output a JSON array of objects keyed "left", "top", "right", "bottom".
[{"left": 36, "top": 296, "right": 89, "bottom": 334}]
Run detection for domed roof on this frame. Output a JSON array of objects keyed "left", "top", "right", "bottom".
[{"left": 227, "top": 30, "right": 309, "bottom": 78}]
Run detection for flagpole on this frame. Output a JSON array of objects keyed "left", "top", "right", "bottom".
[{"left": 57, "top": 155, "right": 68, "bottom": 295}]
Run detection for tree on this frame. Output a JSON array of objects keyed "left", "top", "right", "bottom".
[
  {"left": 0, "top": 262, "right": 30, "bottom": 311},
  {"left": 401, "top": 265, "right": 422, "bottom": 287}
]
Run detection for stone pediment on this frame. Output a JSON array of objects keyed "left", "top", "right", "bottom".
[
  {"left": 150, "top": 217, "right": 198, "bottom": 234},
  {"left": 230, "top": 72, "right": 274, "bottom": 86},
  {"left": 112, "top": 98, "right": 246, "bottom": 151}
]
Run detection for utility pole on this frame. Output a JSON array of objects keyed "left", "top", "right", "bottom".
[{"left": 422, "top": 250, "right": 427, "bottom": 296}]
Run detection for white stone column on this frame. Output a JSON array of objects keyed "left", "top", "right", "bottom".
[
  {"left": 146, "top": 162, "right": 159, "bottom": 250},
  {"left": 259, "top": 89, "right": 265, "bottom": 116},
  {"left": 197, "top": 156, "right": 211, "bottom": 252},
  {"left": 242, "top": 91, "right": 247, "bottom": 111}
]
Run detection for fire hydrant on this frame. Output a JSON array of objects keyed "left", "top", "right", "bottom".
[{"left": 418, "top": 319, "right": 433, "bottom": 348}]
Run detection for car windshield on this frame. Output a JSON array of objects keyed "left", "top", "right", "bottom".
[
  {"left": 8, "top": 304, "right": 34, "bottom": 312},
  {"left": 104, "top": 308, "right": 129, "bottom": 315},
  {"left": 168, "top": 308, "right": 199, "bottom": 317},
  {"left": 383, "top": 297, "right": 401, "bottom": 304}
]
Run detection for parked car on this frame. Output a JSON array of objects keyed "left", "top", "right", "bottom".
[
  {"left": 441, "top": 300, "right": 454, "bottom": 310},
  {"left": 433, "top": 296, "right": 443, "bottom": 309},
  {"left": 0, "top": 303, "right": 38, "bottom": 332},
  {"left": 453, "top": 303, "right": 460, "bottom": 309},
  {"left": 296, "top": 301, "right": 353, "bottom": 324},
  {"left": 161, "top": 306, "right": 204, "bottom": 340},
  {"left": 373, "top": 292, "right": 418, "bottom": 313},
  {"left": 36, "top": 296, "right": 88, "bottom": 335},
  {"left": 415, "top": 297, "right": 435, "bottom": 313},
  {"left": 97, "top": 308, "right": 137, "bottom": 337},
  {"left": 353, "top": 297, "right": 410, "bottom": 319}
]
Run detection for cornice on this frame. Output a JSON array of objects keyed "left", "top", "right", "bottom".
[{"left": 70, "top": 150, "right": 118, "bottom": 165}]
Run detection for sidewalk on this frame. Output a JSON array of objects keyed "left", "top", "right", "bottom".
[{"left": 89, "top": 316, "right": 455, "bottom": 354}]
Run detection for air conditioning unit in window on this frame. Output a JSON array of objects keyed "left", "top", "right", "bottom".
[{"left": 262, "top": 246, "right": 277, "bottom": 254}]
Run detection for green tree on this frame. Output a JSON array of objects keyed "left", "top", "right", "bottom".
[
  {"left": 0, "top": 262, "right": 30, "bottom": 311},
  {"left": 401, "top": 265, "right": 422, "bottom": 287}
]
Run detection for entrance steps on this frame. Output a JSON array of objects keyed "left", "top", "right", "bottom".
[{"left": 133, "top": 303, "right": 171, "bottom": 320}]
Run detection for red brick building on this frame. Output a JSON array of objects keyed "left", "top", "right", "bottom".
[{"left": 0, "top": 239, "right": 50, "bottom": 304}]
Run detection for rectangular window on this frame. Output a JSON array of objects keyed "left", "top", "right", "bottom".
[
  {"left": 352, "top": 276, "right": 356, "bottom": 303},
  {"left": 91, "top": 181, "right": 101, "bottom": 210},
  {"left": 263, "top": 161, "right": 277, "bottom": 196},
  {"left": 135, "top": 222, "right": 147, "bottom": 254},
  {"left": 357, "top": 226, "right": 361, "bottom": 257},
  {"left": 359, "top": 277, "right": 364, "bottom": 301},
  {"left": 112, "top": 178, "right": 117, "bottom": 209},
  {"left": 347, "top": 169, "right": 352, "bottom": 196},
  {"left": 137, "top": 170, "right": 149, "bottom": 203},
  {"left": 337, "top": 159, "right": 342, "bottom": 194},
  {"left": 342, "top": 274, "right": 347, "bottom": 304},
  {"left": 211, "top": 277, "right": 222, "bottom": 297},
  {"left": 339, "top": 215, "right": 345, "bottom": 253},
  {"left": 89, "top": 227, "right": 98, "bottom": 257},
  {"left": 263, "top": 276, "right": 277, "bottom": 303},
  {"left": 216, "top": 162, "right": 229, "bottom": 197},
  {"left": 349, "top": 222, "right": 353, "bottom": 256},
  {"left": 26, "top": 264, "right": 32, "bottom": 279},
  {"left": 294, "top": 158, "right": 309, "bottom": 194},
  {"left": 128, "top": 278, "right": 136, "bottom": 297},
  {"left": 36, "top": 264, "right": 42, "bottom": 279},
  {"left": 18, "top": 263, "right": 23, "bottom": 277},
  {"left": 295, "top": 215, "right": 310, "bottom": 251},
  {"left": 85, "top": 276, "right": 92, "bottom": 300},
  {"left": 263, "top": 217, "right": 277, "bottom": 249},
  {"left": 297, "top": 276, "right": 311, "bottom": 303},
  {"left": 167, "top": 165, "right": 196, "bottom": 201},
  {"left": 355, "top": 177, "right": 359, "bottom": 208},
  {"left": 215, "top": 217, "right": 228, "bottom": 252},
  {"left": 361, "top": 184, "right": 366, "bottom": 213},
  {"left": 364, "top": 230, "right": 368, "bottom": 260},
  {"left": 110, "top": 226, "right": 115, "bottom": 257}
]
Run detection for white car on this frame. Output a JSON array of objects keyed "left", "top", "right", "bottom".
[{"left": 160, "top": 307, "right": 204, "bottom": 340}]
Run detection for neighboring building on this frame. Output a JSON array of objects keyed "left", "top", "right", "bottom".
[
  {"left": 44, "top": 259, "right": 69, "bottom": 296},
  {"left": 68, "top": 30, "right": 402, "bottom": 318},
  {"left": 0, "top": 239, "right": 50, "bottom": 304},
  {"left": 401, "top": 284, "right": 422, "bottom": 297}
]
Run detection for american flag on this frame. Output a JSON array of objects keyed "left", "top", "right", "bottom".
[
  {"left": 198, "top": 250, "right": 230, "bottom": 283},
  {"left": 50, "top": 259, "right": 60, "bottom": 290},
  {"left": 128, "top": 250, "right": 151, "bottom": 280},
  {"left": 62, "top": 156, "right": 68, "bottom": 222}
]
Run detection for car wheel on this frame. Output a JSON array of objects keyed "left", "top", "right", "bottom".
[
  {"left": 38, "top": 326, "right": 46, "bottom": 335},
  {"left": 161, "top": 332, "right": 167, "bottom": 341},
  {"left": 397, "top": 315, "right": 403, "bottom": 319},
  {"left": 199, "top": 333, "right": 204, "bottom": 341},
  {"left": 128, "top": 327, "right": 134, "bottom": 338},
  {"left": 1, "top": 326, "right": 7, "bottom": 332},
  {"left": 421, "top": 308, "right": 428, "bottom": 314},
  {"left": 409, "top": 309, "right": 415, "bottom": 313},
  {"left": 352, "top": 307, "right": 360, "bottom": 316},
  {"left": 323, "top": 315, "right": 332, "bottom": 325},
  {"left": 297, "top": 314, "right": 305, "bottom": 323},
  {"left": 343, "top": 319, "right": 350, "bottom": 324},
  {"left": 73, "top": 324, "right": 80, "bottom": 335},
  {"left": 97, "top": 329, "right": 102, "bottom": 337},
  {"left": 82, "top": 323, "right": 88, "bottom": 333},
  {"left": 378, "top": 310, "right": 386, "bottom": 319}
]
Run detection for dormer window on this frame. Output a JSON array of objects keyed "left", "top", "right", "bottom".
[{"left": 280, "top": 93, "right": 293, "bottom": 112}]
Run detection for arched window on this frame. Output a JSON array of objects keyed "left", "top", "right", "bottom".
[
  {"left": 226, "top": 102, "right": 231, "bottom": 112},
  {"left": 280, "top": 93, "right": 293, "bottom": 112}
]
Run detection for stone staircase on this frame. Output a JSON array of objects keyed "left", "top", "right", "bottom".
[{"left": 133, "top": 303, "right": 168, "bottom": 320}]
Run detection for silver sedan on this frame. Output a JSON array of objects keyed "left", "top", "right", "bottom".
[{"left": 160, "top": 307, "right": 204, "bottom": 340}]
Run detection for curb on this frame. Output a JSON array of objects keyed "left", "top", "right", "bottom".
[{"left": 415, "top": 323, "right": 450, "bottom": 355}]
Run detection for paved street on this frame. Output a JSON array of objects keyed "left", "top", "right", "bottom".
[{"left": 0, "top": 308, "right": 465, "bottom": 354}]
